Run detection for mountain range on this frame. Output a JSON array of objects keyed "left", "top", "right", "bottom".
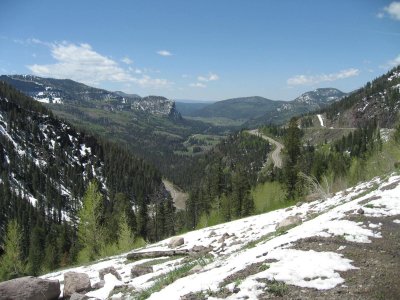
[{"left": 184, "top": 88, "right": 346, "bottom": 127}]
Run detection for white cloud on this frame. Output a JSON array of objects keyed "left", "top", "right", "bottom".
[
  {"left": 287, "top": 68, "right": 360, "bottom": 86},
  {"left": 28, "top": 42, "right": 133, "bottom": 84},
  {"left": 27, "top": 42, "right": 172, "bottom": 89},
  {"left": 198, "top": 73, "right": 219, "bottom": 82},
  {"left": 384, "top": 1, "right": 400, "bottom": 20},
  {"left": 189, "top": 82, "right": 206, "bottom": 88},
  {"left": 121, "top": 57, "right": 133, "bottom": 65},
  {"left": 157, "top": 50, "right": 173, "bottom": 56}
]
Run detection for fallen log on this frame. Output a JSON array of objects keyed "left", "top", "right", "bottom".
[{"left": 126, "top": 249, "right": 190, "bottom": 260}]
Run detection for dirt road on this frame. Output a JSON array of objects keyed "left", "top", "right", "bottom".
[{"left": 248, "top": 129, "right": 284, "bottom": 168}]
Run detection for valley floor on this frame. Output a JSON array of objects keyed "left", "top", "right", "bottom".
[{"left": 42, "top": 173, "right": 400, "bottom": 300}]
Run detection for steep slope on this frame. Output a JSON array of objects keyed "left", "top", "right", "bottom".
[
  {"left": 0, "top": 82, "right": 168, "bottom": 271},
  {"left": 323, "top": 66, "right": 400, "bottom": 128},
  {"left": 42, "top": 173, "right": 400, "bottom": 299},
  {"left": 0, "top": 75, "right": 221, "bottom": 188}
]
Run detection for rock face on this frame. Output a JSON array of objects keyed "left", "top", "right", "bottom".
[
  {"left": 168, "top": 236, "right": 184, "bottom": 248},
  {"left": 63, "top": 272, "right": 91, "bottom": 298},
  {"left": 131, "top": 265, "right": 153, "bottom": 278},
  {"left": 0, "top": 276, "right": 60, "bottom": 300},
  {"left": 276, "top": 215, "right": 302, "bottom": 230}
]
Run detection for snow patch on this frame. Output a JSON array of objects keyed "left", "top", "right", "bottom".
[{"left": 317, "top": 114, "right": 325, "bottom": 127}]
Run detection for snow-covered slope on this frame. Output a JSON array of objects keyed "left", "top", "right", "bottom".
[{"left": 42, "top": 173, "right": 400, "bottom": 299}]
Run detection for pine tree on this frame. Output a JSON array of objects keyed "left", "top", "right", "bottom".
[
  {"left": 27, "top": 225, "right": 45, "bottom": 276},
  {"left": 117, "top": 213, "right": 135, "bottom": 252},
  {"left": 284, "top": 118, "right": 301, "bottom": 200},
  {"left": 77, "top": 181, "right": 104, "bottom": 262},
  {"left": 0, "top": 220, "right": 25, "bottom": 281}
]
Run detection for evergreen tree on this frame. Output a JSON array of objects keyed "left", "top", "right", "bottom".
[
  {"left": 77, "top": 181, "right": 104, "bottom": 262},
  {"left": 27, "top": 225, "right": 45, "bottom": 276},
  {"left": 0, "top": 220, "right": 25, "bottom": 281},
  {"left": 283, "top": 118, "right": 301, "bottom": 200},
  {"left": 117, "top": 213, "right": 135, "bottom": 252}
]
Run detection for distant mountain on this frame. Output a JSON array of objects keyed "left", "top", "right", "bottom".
[
  {"left": 0, "top": 75, "right": 181, "bottom": 119},
  {"left": 322, "top": 66, "right": 400, "bottom": 128},
  {"left": 189, "top": 89, "right": 346, "bottom": 127},
  {"left": 293, "top": 88, "right": 346, "bottom": 107},
  {"left": 175, "top": 102, "right": 212, "bottom": 116},
  {"left": 246, "top": 88, "right": 347, "bottom": 127},
  {"left": 189, "top": 96, "right": 284, "bottom": 120}
]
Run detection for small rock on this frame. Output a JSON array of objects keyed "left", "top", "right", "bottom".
[
  {"left": 91, "top": 280, "right": 105, "bottom": 290},
  {"left": 188, "top": 264, "right": 203, "bottom": 275},
  {"left": 208, "top": 230, "right": 216, "bottom": 237},
  {"left": 233, "top": 287, "right": 241, "bottom": 293},
  {"left": 168, "top": 236, "right": 184, "bottom": 248},
  {"left": 218, "top": 233, "right": 230, "bottom": 243},
  {"left": 63, "top": 272, "right": 91, "bottom": 298},
  {"left": 131, "top": 265, "right": 153, "bottom": 278},
  {"left": 191, "top": 245, "right": 212, "bottom": 253},
  {"left": 296, "top": 201, "right": 304, "bottom": 207},
  {"left": 70, "top": 293, "right": 89, "bottom": 300},
  {"left": 276, "top": 215, "right": 302, "bottom": 230},
  {"left": 357, "top": 208, "right": 365, "bottom": 215},
  {"left": 99, "top": 266, "right": 122, "bottom": 281}
]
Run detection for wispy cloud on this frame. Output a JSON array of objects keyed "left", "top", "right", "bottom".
[
  {"left": 198, "top": 73, "right": 219, "bottom": 82},
  {"left": 189, "top": 82, "right": 206, "bottom": 88},
  {"left": 378, "top": 1, "right": 400, "bottom": 20},
  {"left": 381, "top": 54, "right": 400, "bottom": 69},
  {"left": 27, "top": 42, "right": 172, "bottom": 89},
  {"left": 121, "top": 57, "right": 133, "bottom": 65},
  {"left": 287, "top": 68, "right": 360, "bottom": 86},
  {"left": 157, "top": 50, "right": 173, "bottom": 56}
]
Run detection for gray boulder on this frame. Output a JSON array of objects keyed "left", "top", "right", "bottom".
[
  {"left": 63, "top": 272, "right": 91, "bottom": 298},
  {"left": 0, "top": 276, "right": 60, "bottom": 300},
  {"left": 168, "top": 236, "right": 184, "bottom": 248},
  {"left": 131, "top": 265, "right": 153, "bottom": 278},
  {"left": 276, "top": 215, "right": 302, "bottom": 230},
  {"left": 99, "top": 266, "right": 122, "bottom": 281},
  {"left": 70, "top": 293, "right": 89, "bottom": 300}
]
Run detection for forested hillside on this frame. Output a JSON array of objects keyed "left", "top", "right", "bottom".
[
  {"left": 323, "top": 66, "right": 400, "bottom": 128},
  {"left": 185, "top": 131, "right": 271, "bottom": 229},
  {"left": 0, "top": 82, "right": 173, "bottom": 279},
  {"left": 1, "top": 75, "right": 228, "bottom": 189}
]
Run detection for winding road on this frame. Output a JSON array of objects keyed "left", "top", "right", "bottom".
[{"left": 248, "top": 129, "right": 284, "bottom": 169}]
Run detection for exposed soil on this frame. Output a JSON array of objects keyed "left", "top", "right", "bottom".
[{"left": 257, "top": 214, "right": 400, "bottom": 299}]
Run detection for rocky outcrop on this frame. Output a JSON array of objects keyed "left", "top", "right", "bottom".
[
  {"left": 63, "top": 272, "right": 91, "bottom": 298},
  {"left": 0, "top": 276, "right": 60, "bottom": 300}
]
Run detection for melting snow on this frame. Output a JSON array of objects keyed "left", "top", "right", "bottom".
[
  {"left": 41, "top": 174, "right": 400, "bottom": 299},
  {"left": 317, "top": 114, "right": 325, "bottom": 127}
]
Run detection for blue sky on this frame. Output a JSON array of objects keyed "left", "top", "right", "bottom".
[{"left": 0, "top": 1, "right": 399, "bottom": 101}]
